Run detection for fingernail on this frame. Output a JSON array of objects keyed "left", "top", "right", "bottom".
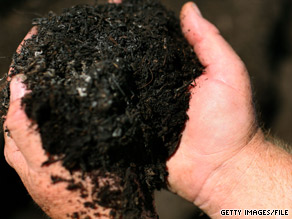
[
  {"left": 10, "top": 74, "right": 27, "bottom": 102},
  {"left": 191, "top": 3, "right": 203, "bottom": 17}
]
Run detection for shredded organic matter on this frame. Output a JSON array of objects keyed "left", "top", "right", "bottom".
[{"left": 0, "top": 0, "right": 203, "bottom": 218}]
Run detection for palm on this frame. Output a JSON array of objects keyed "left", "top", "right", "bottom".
[{"left": 166, "top": 2, "right": 258, "bottom": 203}]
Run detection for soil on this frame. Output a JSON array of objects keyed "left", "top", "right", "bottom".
[{"left": 1, "top": 0, "right": 202, "bottom": 218}]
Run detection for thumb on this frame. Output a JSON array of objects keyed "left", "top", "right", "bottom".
[{"left": 180, "top": 2, "right": 250, "bottom": 94}]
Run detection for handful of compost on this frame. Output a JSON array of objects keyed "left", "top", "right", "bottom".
[{"left": 1, "top": 0, "right": 202, "bottom": 217}]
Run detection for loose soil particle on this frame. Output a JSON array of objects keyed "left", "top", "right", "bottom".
[{"left": 1, "top": 0, "right": 203, "bottom": 218}]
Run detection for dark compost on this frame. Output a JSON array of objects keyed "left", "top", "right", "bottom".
[{"left": 0, "top": 0, "right": 202, "bottom": 218}]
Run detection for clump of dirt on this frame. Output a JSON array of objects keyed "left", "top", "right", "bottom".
[{"left": 1, "top": 0, "right": 202, "bottom": 218}]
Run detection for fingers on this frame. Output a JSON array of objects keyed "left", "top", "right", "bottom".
[
  {"left": 6, "top": 75, "right": 45, "bottom": 169},
  {"left": 180, "top": 2, "right": 250, "bottom": 93},
  {"left": 5, "top": 99, "right": 47, "bottom": 170},
  {"left": 108, "top": 0, "right": 122, "bottom": 3},
  {"left": 4, "top": 26, "right": 45, "bottom": 170},
  {"left": 3, "top": 76, "right": 33, "bottom": 175},
  {"left": 3, "top": 126, "right": 28, "bottom": 176},
  {"left": 9, "top": 74, "right": 28, "bottom": 102}
]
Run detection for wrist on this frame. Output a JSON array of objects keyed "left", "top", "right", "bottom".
[{"left": 195, "top": 129, "right": 292, "bottom": 218}]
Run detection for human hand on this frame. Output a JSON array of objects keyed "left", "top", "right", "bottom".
[
  {"left": 167, "top": 1, "right": 263, "bottom": 213},
  {"left": 4, "top": 1, "right": 260, "bottom": 218},
  {"left": 4, "top": 1, "right": 124, "bottom": 218},
  {"left": 4, "top": 28, "right": 113, "bottom": 219}
]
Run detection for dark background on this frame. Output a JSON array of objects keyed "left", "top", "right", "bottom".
[{"left": 1, "top": 0, "right": 292, "bottom": 218}]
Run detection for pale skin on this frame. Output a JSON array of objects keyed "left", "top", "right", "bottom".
[{"left": 4, "top": 1, "right": 292, "bottom": 219}]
